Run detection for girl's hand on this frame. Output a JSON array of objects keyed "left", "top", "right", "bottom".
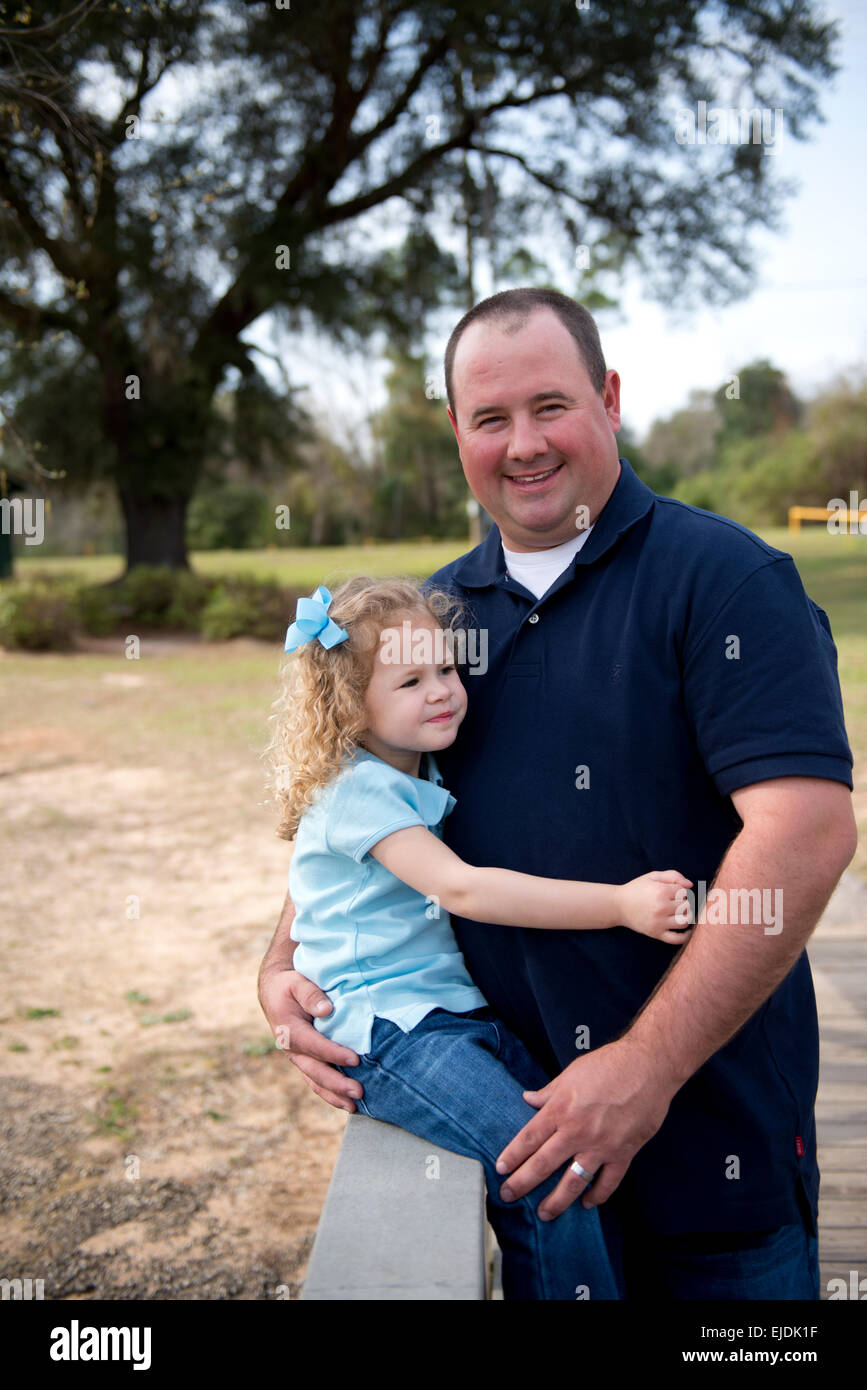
[{"left": 614, "top": 871, "right": 694, "bottom": 943}]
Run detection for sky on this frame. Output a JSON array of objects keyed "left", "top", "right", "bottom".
[
  {"left": 249, "top": 0, "right": 867, "bottom": 450},
  {"left": 602, "top": 0, "right": 867, "bottom": 439}
]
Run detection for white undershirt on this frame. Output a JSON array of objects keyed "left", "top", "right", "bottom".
[{"left": 501, "top": 526, "right": 595, "bottom": 600}]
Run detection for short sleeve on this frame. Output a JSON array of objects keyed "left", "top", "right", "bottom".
[
  {"left": 325, "top": 757, "right": 456, "bottom": 862},
  {"left": 681, "top": 556, "right": 853, "bottom": 797}
]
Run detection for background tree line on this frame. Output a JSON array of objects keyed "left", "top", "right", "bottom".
[
  {"left": 21, "top": 353, "right": 867, "bottom": 557},
  {"left": 631, "top": 361, "right": 867, "bottom": 529}
]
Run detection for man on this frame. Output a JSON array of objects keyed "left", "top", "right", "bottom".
[{"left": 259, "top": 288, "right": 857, "bottom": 1299}]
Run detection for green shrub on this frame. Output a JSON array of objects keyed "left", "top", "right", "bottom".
[
  {"left": 164, "top": 570, "right": 216, "bottom": 628},
  {"left": 725, "top": 433, "right": 818, "bottom": 527},
  {"left": 1, "top": 568, "right": 293, "bottom": 646},
  {"left": 0, "top": 582, "right": 78, "bottom": 650},
  {"left": 200, "top": 576, "right": 298, "bottom": 641},
  {"left": 77, "top": 567, "right": 216, "bottom": 634},
  {"left": 671, "top": 471, "right": 729, "bottom": 516},
  {"left": 672, "top": 435, "right": 821, "bottom": 530},
  {"left": 75, "top": 583, "right": 127, "bottom": 635},
  {"left": 111, "top": 566, "right": 185, "bottom": 627}
]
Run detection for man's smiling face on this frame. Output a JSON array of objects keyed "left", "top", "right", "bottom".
[{"left": 447, "top": 307, "right": 623, "bottom": 552}]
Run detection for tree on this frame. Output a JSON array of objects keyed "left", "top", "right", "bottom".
[
  {"left": 370, "top": 349, "right": 468, "bottom": 539},
  {"left": 642, "top": 390, "right": 720, "bottom": 481},
  {"left": 0, "top": 0, "right": 839, "bottom": 571},
  {"left": 676, "top": 430, "right": 817, "bottom": 527},
  {"left": 280, "top": 424, "right": 371, "bottom": 546},
  {"left": 613, "top": 424, "right": 672, "bottom": 496},
  {"left": 713, "top": 359, "right": 802, "bottom": 448},
  {"left": 804, "top": 370, "right": 867, "bottom": 503}
]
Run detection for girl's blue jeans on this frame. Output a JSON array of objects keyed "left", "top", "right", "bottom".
[{"left": 336, "top": 1004, "right": 620, "bottom": 1300}]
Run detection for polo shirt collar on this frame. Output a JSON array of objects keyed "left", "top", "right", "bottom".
[
  {"left": 450, "top": 456, "right": 655, "bottom": 590},
  {"left": 351, "top": 745, "right": 444, "bottom": 787}
]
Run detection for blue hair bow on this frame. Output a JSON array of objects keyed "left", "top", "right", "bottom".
[{"left": 284, "top": 585, "right": 349, "bottom": 653}]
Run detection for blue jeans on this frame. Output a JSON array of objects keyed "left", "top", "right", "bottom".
[
  {"left": 598, "top": 1199, "right": 820, "bottom": 1300},
  {"left": 337, "top": 1005, "right": 620, "bottom": 1300}
]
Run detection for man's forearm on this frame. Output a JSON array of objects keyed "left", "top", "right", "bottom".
[
  {"left": 258, "top": 890, "right": 297, "bottom": 999},
  {"left": 621, "top": 824, "right": 848, "bottom": 1093}
]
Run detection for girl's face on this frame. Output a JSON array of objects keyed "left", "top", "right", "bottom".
[{"left": 360, "top": 613, "right": 468, "bottom": 774}]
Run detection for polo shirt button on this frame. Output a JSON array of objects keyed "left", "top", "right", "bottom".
[{"left": 528, "top": 614, "right": 539, "bottom": 624}]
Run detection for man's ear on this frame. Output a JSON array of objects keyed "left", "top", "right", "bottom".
[
  {"left": 602, "top": 370, "right": 621, "bottom": 434},
  {"left": 447, "top": 405, "right": 460, "bottom": 445}
]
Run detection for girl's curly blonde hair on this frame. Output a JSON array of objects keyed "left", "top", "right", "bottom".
[{"left": 265, "top": 574, "right": 469, "bottom": 841}]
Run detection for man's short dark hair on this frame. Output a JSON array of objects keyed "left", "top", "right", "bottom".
[{"left": 444, "top": 288, "right": 607, "bottom": 417}]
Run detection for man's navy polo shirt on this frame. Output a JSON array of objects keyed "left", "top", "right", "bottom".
[{"left": 423, "top": 456, "right": 853, "bottom": 1237}]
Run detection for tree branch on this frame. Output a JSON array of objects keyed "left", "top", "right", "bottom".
[
  {"left": 344, "top": 30, "right": 453, "bottom": 166},
  {"left": 245, "top": 341, "right": 294, "bottom": 397},
  {"left": 353, "top": 0, "right": 398, "bottom": 106},
  {"left": 108, "top": 39, "right": 173, "bottom": 146},
  {"left": 189, "top": 72, "right": 590, "bottom": 380},
  {"left": 0, "top": 396, "right": 68, "bottom": 481},
  {"left": 320, "top": 76, "right": 598, "bottom": 230},
  {"left": 472, "top": 144, "right": 577, "bottom": 202},
  {"left": 0, "top": 0, "right": 102, "bottom": 41},
  {"left": 0, "top": 289, "right": 82, "bottom": 338},
  {"left": 0, "top": 154, "right": 84, "bottom": 282}
]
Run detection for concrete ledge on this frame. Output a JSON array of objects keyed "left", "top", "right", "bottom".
[{"left": 301, "top": 1113, "right": 490, "bottom": 1300}]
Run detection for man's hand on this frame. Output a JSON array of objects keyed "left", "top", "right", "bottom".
[
  {"left": 494, "top": 1038, "right": 676, "bottom": 1220},
  {"left": 260, "top": 964, "right": 364, "bottom": 1112}
]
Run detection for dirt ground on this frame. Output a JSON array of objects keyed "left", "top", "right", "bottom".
[{"left": 0, "top": 636, "right": 347, "bottom": 1301}]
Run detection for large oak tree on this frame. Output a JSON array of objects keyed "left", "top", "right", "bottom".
[{"left": 0, "top": 0, "right": 838, "bottom": 569}]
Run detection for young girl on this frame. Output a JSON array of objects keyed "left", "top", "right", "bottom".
[{"left": 268, "top": 575, "right": 693, "bottom": 1301}]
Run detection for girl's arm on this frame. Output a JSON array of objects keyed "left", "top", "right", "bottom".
[{"left": 369, "top": 825, "right": 693, "bottom": 944}]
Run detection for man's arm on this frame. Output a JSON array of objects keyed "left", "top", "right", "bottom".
[
  {"left": 258, "top": 890, "right": 298, "bottom": 990},
  {"left": 618, "top": 778, "right": 857, "bottom": 1087},
  {"left": 258, "top": 888, "right": 364, "bottom": 1112},
  {"left": 493, "top": 777, "right": 857, "bottom": 1219}
]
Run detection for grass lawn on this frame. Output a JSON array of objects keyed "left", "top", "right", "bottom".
[{"left": 13, "top": 540, "right": 468, "bottom": 590}]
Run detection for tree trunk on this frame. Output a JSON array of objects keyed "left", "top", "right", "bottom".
[
  {"left": 118, "top": 488, "right": 191, "bottom": 572},
  {"left": 98, "top": 354, "right": 206, "bottom": 574}
]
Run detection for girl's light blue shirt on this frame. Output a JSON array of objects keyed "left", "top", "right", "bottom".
[{"left": 289, "top": 746, "right": 488, "bottom": 1055}]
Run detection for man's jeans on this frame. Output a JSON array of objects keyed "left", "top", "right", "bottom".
[
  {"left": 598, "top": 1200, "right": 821, "bottom": 1300},
  {"left": 336, "top": 1004, "right": 620, "bottom": 1300}
]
